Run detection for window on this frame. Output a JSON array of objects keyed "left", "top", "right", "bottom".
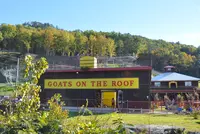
[
  {"left": 185, "top": 81, "right": 192, "bottom": 87},
  {"left": 154, "top": 82, "right": 161, "bottom": 87}
]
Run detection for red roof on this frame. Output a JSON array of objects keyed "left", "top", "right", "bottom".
[{"left": 46, "top": 66, "right": 152, "bottom": 73}]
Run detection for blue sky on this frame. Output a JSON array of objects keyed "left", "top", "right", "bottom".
[{"left": 1, "top": 0, "right": 200, "bottom": 46}]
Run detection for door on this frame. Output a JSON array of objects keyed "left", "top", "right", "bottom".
[{"left": 102, "top": 91, "right": 116, "bottom": 107}]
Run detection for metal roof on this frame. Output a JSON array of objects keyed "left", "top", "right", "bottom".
[{"left": 151, "top": 72, "right": 200, "bottom": 82}]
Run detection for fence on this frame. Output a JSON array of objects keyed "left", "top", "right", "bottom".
[
  {"left": 64, "top": 99, "right": 199, "bottom": 112},
  {"left": 41, "top": 98, "right": 152, "bottom": 113},
  {"left": 43, "top": 56, "right": 139, "bottom": 70},
  {"left": 151, "top": 100, "right": 200, "bottom": 113},
  {"left": 22, "top": 95, "right": 200, "bottom": 113}
]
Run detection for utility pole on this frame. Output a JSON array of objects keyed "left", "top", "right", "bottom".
[{"left": 147, "top": 43, "right": 152, "bottom": 111}]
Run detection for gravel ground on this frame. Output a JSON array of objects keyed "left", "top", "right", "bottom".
[{"left": 124, "top": 124, "right": 186, "bottom": 134}]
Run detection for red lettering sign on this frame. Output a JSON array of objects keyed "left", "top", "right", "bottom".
[
  {"left": 53, "top": 82, "right": 57, "bottom": 87},
  {"left": 103, "top": 81, "right": 107, "bottom": 87},
  {"left": 96, "top": 81, "right": 101, "bottom": 87},
  {"left": 130, "top": 80, "right": 134, "bottom": 86},
  {"left": 48, "top": 82, "right": 52, "bottom": 87},
  {"left": 112, "top": 81, "right": 116, "bottom": 86},
  {"left": 76, "top": 81, "right": 81, "bottom": 87},
  {"left": 91, "top": 81, "right": 95, "bottom": 87},
  {"left": 68, "top": 81, "right": 72, "bottom": 87},
  {"left": 82, "top": 81, "right": 86, "bottom": 87}
]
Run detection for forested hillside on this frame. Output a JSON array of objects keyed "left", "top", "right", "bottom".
[{"left": 0, "top": 21, "right": 200, "bottom": 77}]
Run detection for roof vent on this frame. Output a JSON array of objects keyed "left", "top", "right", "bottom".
[{"left": 164, "top": 66, "right": 175, "bottom": 72}]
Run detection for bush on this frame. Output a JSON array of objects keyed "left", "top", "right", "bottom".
[
  {"left": 62, "top": 100, "right": 128, "bottom": 134},
  {"left": 38, "top": 94, "right": 68, "bottom": 134},
  {"left": 0, "top": 55, "right": 49, "bottom": 133},
  {"left": 192, "top": 110, "right": 199, "bottom": 119}
]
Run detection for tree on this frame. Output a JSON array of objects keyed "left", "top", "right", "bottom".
[
  {"left": 95, "top": 35, "right": 107, "bottom": 56},
  {"left": 0, "top": 24, "right": 17, "bottom": 50},
  {"left": 66, "top": 32, "right": 75, "bottom": 56},
  {"left": 74, "top": 32, "right": 88, "bottom": 55},
  {"left": 0, "top": 31, "right": 3, "bottom": 42},
  {"left": 23, "top": 21, "right": 55, "bottom": 29},
  {"left": 31, "top": 29, "right": 44, "bottom": 54},
  {"left": 88, "top": 35, "right": 96, "bottom": 56},
  {"left": 0, "top": 24, "right": 17, "bottom": 39},
  {"left": 1, "top": 22, "right": 200, "bottom": 77},
  {"left": 55, "top": 30, "right": 75, "bottom": 56},
  {"left": 116, "top": 40, "right": 124, "bottom": 56},
  {"left": 15, "top": 25, "right": 32, "bottom": 53},
  {"left": 43, "top": 28, "right": 55, "bottom": 56},
  {"left": 107, "top": 38, "right": 115, "bottom": 57}
]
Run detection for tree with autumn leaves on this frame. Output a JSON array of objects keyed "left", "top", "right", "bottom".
[
  {"left": 0, "top": 23, "right": 116, "bottom": 57},
  {"left": 0, "top": 22, "right": 200, "bottom": 77}
]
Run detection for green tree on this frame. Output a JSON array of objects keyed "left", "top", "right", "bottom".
[
  {"left": 43, "top": 28, "right": 55, "bottom": 56},
  {"left": 96, "top": 35, "right": 107, "bottom": 56},
  {"left": 88, "top": 35, "right": 96, "bottom": 56},
  {"left": 0, "top": 31, "right": 3, "bottom": 42},
  {"left": 0, "top": 24, "right": 17, "bottom": 39},
  {"left": 15, "top": 25, "right": 32, "bottom": 53},
  {"left": 31, "top": 29, "right": 44, "bottom": 54},
  {"left": 55, "top": 30, "right": 75, "bottom": 56},
  {"left": 1, "top": 22, "right": 200, "bottom": 77},
  {"left": 0, "top": 24, "right": 17, "bottom": 49},
  {"left": 74, "top": 32, "right": 88, "bottom": 55},
  {"left": 107, "top": 38, "right": 115, "bottom": 57},
  {"left": 23, "top": 21, "right": 55, "bottom": 29},
  {"left": 116, "top": 40, "right": 124, "bottom": 56}
]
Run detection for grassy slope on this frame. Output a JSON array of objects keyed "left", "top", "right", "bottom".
[
  {"left": 70, "top": 113, "right": 200, "bottom": 132},
  {"left": 0, "top": 83, "right": 14, "bottom": 96}
]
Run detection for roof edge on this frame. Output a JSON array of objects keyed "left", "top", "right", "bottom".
[{"left": 46, "top": 66, "right": 152, "bottom": 73}]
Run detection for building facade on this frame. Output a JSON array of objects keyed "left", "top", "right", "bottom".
[
  {"left": 151, "top": 66, "right": 200, "bottom": 100},
  {"left": 39, "top": 67, "right": 152, "bottom": 109}
]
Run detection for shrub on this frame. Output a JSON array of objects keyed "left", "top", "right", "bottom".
[
  {"left": 0, "top": 55, "right": 49, "bottom": 133},
  {"left": 38, "top": 94, "right": 68, "bottom": 134},
  {"left": 192, "top": 110, "right": 199, "bottom": 119}
]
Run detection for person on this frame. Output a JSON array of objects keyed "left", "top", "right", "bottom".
[{"left": 111, "top": 98, "right": 115, "bottom": 108}]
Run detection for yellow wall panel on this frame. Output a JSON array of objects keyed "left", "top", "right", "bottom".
[
  {"left": 44, "top": 78, "right": 139, "bottom": 89},
  {"left": 102, "top": 92, "right": 116, "bottom": 107}
]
